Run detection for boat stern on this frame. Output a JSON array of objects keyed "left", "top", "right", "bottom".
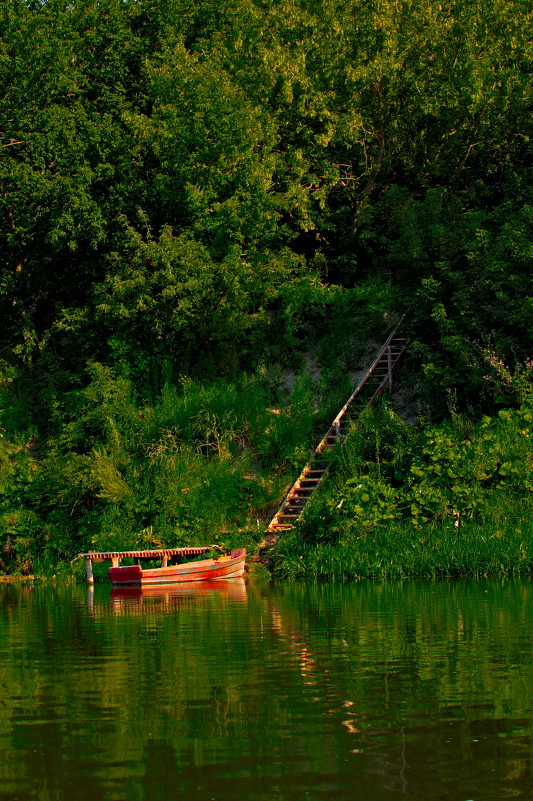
[{"left": 109, "top": 564, "right": 143, "bottom": 585}]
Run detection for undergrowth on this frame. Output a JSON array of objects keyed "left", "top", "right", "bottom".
[
  {"left": 0, "top": 362, "right": 351, "bottom": 576},
  {"left": 275, "top": 393, "right": 533, "bottom": 581}
]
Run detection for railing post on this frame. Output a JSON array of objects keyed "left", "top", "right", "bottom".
[
  {"left": 85, "top": 558, "right": 94, "bottom": 584},
  {"left": 387, "top": 345, "right": 393, "bottom": 393}
]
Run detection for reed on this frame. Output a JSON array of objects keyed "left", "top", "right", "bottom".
[{"left": 275, "top": 505, "right": 533, "bottom": 581}]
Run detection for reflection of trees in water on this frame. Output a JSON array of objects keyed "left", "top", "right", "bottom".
[
  {"left": 268, "top": 580, "right": 533, "bottom": 797},
  {"left": 0, "top": 581, "right": 532, "bottom": 799}
]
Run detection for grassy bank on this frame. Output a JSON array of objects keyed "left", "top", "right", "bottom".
[
  {"left": 274, "top": 514, "right": 533, "bottom": 582},
  {"left": 0, "top": 355, "right": 363, "bottom": 578},
  {"left": 274, "top": 398, "right": 533, "bottom": 581},
  {"left": 2, "top": 341, "right": 531, "bottom": 581}
]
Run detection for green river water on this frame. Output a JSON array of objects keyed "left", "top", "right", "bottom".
[{"left": 0, "top": 578, "right": 532, "bottom": 800}]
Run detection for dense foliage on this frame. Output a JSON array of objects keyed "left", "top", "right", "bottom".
[
  {"left": 0, "top": 0, "right": 532, "bottom": 573},
  {"left": 277, "top": 392, "right": 533, "bottom": 579}
]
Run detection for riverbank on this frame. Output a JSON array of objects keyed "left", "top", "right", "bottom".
[
  {"left": 269, "top": 399, "right": 533, "bottom": 581},
  {"left": 272, "top": 516, "right": 533, "bottom": 581},
  {"left": 2, "top": 515, "right": 532, "bottom": 583},
  {"left": 2, "top": 382, "right": 531, "bottom": 584}
]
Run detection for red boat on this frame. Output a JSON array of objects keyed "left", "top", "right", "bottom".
[{"left": 108, "top": 548, "right": 246, "bottom": 586}]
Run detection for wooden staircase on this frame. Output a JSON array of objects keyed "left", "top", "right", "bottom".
[{"left": 264, "top": 331, "right": 407, "bottom": 538}]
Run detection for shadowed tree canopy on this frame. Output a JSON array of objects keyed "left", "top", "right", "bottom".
[{"left": 0, "top": 0, "right": 531, "bottom": 392}]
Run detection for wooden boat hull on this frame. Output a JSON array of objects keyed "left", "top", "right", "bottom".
[{"left": 109, "top": 548, "right": 246, "bottom": 586}]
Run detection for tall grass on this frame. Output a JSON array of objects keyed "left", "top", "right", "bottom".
[
  {"left": 275, "top": 400, "right": 533, "bottom": 581},
  {"left": 276, "top": 502, "right": 533, "bottom": 582}
]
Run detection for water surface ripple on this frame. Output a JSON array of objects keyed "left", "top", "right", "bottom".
[{"left": 0, "top": 578, "right": 531, "bottom": 800}]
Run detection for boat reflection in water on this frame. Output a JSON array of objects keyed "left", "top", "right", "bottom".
[{"left": 88, "top": 578, "right": 247, "bottom": 615}]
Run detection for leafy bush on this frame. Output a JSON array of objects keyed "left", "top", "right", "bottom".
[{"left": 295, "top": 397, "right": 533, "bottom": 549}]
